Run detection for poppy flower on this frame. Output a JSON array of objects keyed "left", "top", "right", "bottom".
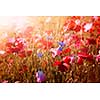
[
  {"left": 78, "top": 52, "right": 94, "bottom": 62},
  {"left": 62, "top": 48, "right": 71, "bottom": 54},
  {"left": 53, "top": 61, "right": 61, "bottom": 66},
  {"left": 68, "top": 20, "right": 76, "bottom": 30},
  {"left": 80, "top": 47, "right": 88, "bottom": 53},
  {"left": 63, "top": 56, "right": 71, "bottom": 64},
  {"left": 86, "top": 55, "right": 94, "bottom": 62},
  {"left": 58, "top": 61, "right": 69, "bottom": 72},
  {"left": 86, "top": 38, "right": 96, "bottom": 45},
  {"left": 18, "top": 50, "right": 26, "bottom": 58},
  {"left": 78, "top": 52, "right": 89, "bottom": 58},
  {"left": 27, "top": 50, "right": 32, "bottom": 56},
  {"left": 77, "top": 56, "right": 84, "bottom": 65},
  {"left": 74, "top": 25, "right": 81, "bottom": 32}
]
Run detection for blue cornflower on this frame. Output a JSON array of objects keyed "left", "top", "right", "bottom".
[
  {"left": 37, "top": 53, "right": 43, "bottom": 58},
  {"left": 36, "top": 70, "right": 46, "bottom": 82},
  {"left": 58, "top": 41, "right": 65, "bottom": 47}
]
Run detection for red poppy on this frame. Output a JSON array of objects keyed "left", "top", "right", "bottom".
[
  {"left": 86, "top": 38, "right": 96, "bottom": 45},
  {"left": 74, "top": 25, "right": 81, "bottom": 32},
  {"left": 71, "top": 16, "right": 81, "bottom": 20},
  {"left": 80, "top": 47, "right": 88, "bottom": 53},
  {"left": 62, "top": 48, "right": 71, "bottom": 54},
  {"left": 86, "top": 55, "right": 94, "bottom": 62},
  {"left": 78, "top": 52, "right": 88, "bottom": 58},
  {"left": 78, "top": 52, "right": 94, "bottom": 62},
  {"left": 53, "top": 61, "right": 61, "bottom": 66},
  {"left": 6, "top": 42, "right": 12, "bottom": 47},
  {"left": 63, "top": 56, "right": 71, "bottom": 64},
  {"left": 18, "top": 51, "right": 26, "bottom": 58},
  {"left": 68, "top": 20, "right": 76, "bottom": 30},
  {"left": 58, "top": 61, "right": 69, "bottom": 72},
  {"left": 40, "top": 39, "right": 53, "bottom": 49},
  {"left": 81, "top": 22, "right": 86, "bottom": 32},
  {"left": 27, "top": 50, "right": 32, "bottom": 56},
  {"left": 77, "top": 56, "right": 84, "bottom": 65}
]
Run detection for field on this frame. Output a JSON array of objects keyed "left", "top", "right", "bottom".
[{"left": 0, "top": 16, "right": 100, "bottom": 83}]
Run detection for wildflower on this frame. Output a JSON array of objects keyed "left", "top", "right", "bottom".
[
  {"left": 63, "top": 56, "right": 71, "bottom": 64},
  {"left": 74, "top": 25, "right": 81, "bottom": 32},
  {"left": 86, "top": 55, "right": 94, "bottom": 62},
  {"left": 86, "top": 38, "right": 96, "bottom": 45},
  {"left": 58, "top": 46, "right": 63, "bottom": 51},
  {"left": 68, "top": 20, "right": 76, "bottom": 30},
  {"left": 37, "top": 52, "right": 43, "bottom": 58},
  {"left": 36, "top": 69, "right": 46, "bottom": 83},
  {"left": 78, "top": 52, "right": 89, "bottom": 58},
  {"left": 58, "top": 41, "right": 65, "bottom": 47},
  {"left": 80, "top": 47, "right": 88, "bottom": 53},
  {"left": 53, "top": 60, "right": 69, "bottom": 72},
  {"left": 27, "top": 49, "right": 32, "bottom": 56},
  {"left": 62, "top": 48, "right": 71, "bottom": 54},
  {"left": 77, "top": 56, "right": 84, "bottom": 65},
  {"left": 18, "top": 51, "right": 26, "bottom": 58},
  {"left": 58, "top": 61, "right": 69, "bottom": 72},
  {"left": 54, "top": 61, "right": 61, "bottom": 66}
]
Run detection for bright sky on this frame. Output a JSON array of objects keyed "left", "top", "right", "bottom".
[{"left": 0, "top": 16, "right": 37, "bottom": 33}]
